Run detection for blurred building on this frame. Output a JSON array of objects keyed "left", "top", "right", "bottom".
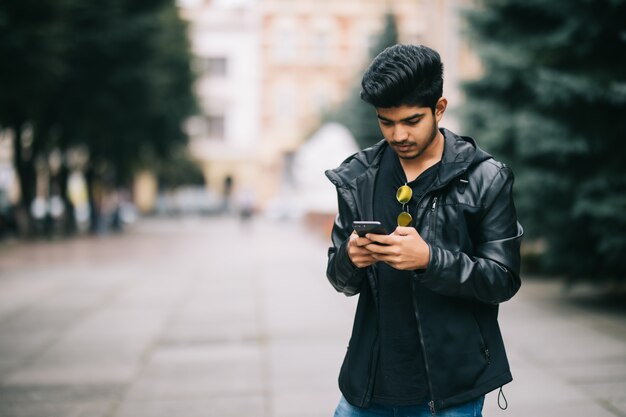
[
  {"left": 179, "top": 0, "right": 262, "bottom": 203},
  {"left": 179, "top": 0, "right": 480, "bottom": 209}
]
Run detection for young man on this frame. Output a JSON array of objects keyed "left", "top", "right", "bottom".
[{"left": 325, "top": 44, "right": 523, "bottom": 417}]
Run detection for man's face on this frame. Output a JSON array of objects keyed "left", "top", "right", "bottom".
[{"left": 376, "top": 100, "right": 446, "bottom": 161}]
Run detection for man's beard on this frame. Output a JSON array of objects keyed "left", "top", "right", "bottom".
[{"left": 397, "top": 121, "right": 438, "bottom": 161}]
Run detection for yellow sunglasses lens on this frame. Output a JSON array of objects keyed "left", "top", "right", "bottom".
[
  {"left": 396, "top": 185, "right": 412, "bottom": 204},
  {"left": 397, "top": 211, "right": 413, "bottom": 227}
]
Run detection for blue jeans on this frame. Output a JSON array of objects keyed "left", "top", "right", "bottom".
[{"left": 333, "top": 396, "right": 485, "bottom": 417}]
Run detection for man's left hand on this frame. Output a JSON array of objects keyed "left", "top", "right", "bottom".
[{"left": 365, "top": 227, "right": 430, "bottom": 270}]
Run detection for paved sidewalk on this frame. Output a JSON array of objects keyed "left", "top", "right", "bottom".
[{"left": 0, "top": 217, "right": 624, "bottom": 417}]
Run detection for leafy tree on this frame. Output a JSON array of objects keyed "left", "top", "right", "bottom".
[
  {"left": 0, "top": 0, "right": 69, "bottom": 235},
  {"left": 328, "top": 12, "right": 399, "bottom": 149},
  {"left": 55, "top": 0, "right": 196, "bottom": 177},
  {"left": 54, "top": 0, "right": 197, "bottom": 231},
  {"left": 461, "top": 0, "right": 626, "bottom": 280},
  {"left": 0, "top": 0, "right": 197, "bottom": 235}
]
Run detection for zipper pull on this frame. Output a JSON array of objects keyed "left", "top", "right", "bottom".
[
  {"left": 429, "top": 400, "right": 436, "bottom": 416},
  {"left": 431, "top": 196, "right": 438, "bottom": 211},
  {"left": 498, "top": 386, "right": 508, "bottom": 410}
]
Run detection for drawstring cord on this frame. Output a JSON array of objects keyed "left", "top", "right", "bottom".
[{"left": 498, "top": 386, "right": 508, "bottom": 410}]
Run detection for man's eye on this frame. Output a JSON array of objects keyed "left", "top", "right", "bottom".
[
  {"left": 405, "top": 119, "right": 419, "bottom": 126},
  {"left": 380, "top": 121, "right": 393, "bottom": 127}
]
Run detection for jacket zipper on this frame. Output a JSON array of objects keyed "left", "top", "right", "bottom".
[
  {"left": 410, "top": 190, "right": 439, "bottom": 415},
  {"left": 429, "top": 400, "right": 436, "bottom": 416},
  {"left": 404, "top": 178, "right": 460, "bottom": 414}
]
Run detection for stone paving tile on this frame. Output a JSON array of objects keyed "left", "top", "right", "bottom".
[
  {"left": 269, "top": 340, "right": 345, "bottom": 392},
  {"left": 0, "top": 360, "right": 16, "bottom": 377},
  {"left": 549, "top": 359, "right": 626, "bottom": 383},
  {"left": 0, "top": 309, "right": 80, "bottom": 336},
  {"left": 122, "top": 373, "right": 264, "bottom": 402},
  {"left": 171, "top": 300, "right": 258, "bottom": 327},
  {"left": 122, "top": 344, "right": 265, "bottom": 401},
  {"left": 0, "top": 332, "right": 53, "bottom": 365},
  {"left": 161, "top": 321, "right": 262, "bottom": 347},
  {"left": 0, "top": 276, "right": 66, "bottom": 321},
  {"left": 3, "top": 363, "right": 139, "bottom": 386},
  {"left": 609, "top": 398, "right": 626, "bottom": 416},
  {"left": 0, "top": 383, "right": 123, "bottom": 404},
  {"left": 272, "top": 390, "right": 340, "bottom": 417},
  {"left": 0, "top": 401, "right": 111, "bottom": 417},
  {"left": 114, "top": 395, "right": 267, "bottom": 417},
  {"left": 0, "top": 383, "right": 119, "bottom": 417},
  {"left": 575, "top": 380, "right": 626, "bottom": 402},
  {"left": 500, "top": 314, "right": 626, "bottom": 366},
  {"left": 136, "top": 343, "right": 263, "bottom": 377}
]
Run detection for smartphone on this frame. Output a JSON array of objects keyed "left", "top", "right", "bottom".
[{"left": 353, "top": 221, "right": 388, "bottom": 238}]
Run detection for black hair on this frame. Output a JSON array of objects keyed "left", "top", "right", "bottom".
[{"left": 360, "top": 44, "right": 444, "bottom": 111}]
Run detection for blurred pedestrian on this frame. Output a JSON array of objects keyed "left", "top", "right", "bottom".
[
  {"left": 325, "top": 44, "right": 523, "bottom": 417},
  {"left": 221, "top": 175, "right": 234, "bottom": 215},
  {"left": 237, "top": 185, "right": 256, "bottom": 226}
]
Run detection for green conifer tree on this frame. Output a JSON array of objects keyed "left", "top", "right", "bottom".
[{"left": 461, "top": 0, "right": 626, "bottom": 280}]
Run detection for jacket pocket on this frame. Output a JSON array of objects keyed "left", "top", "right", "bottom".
[
  {"left": 472, "top": 311, "right": 490, "bottom": 364},
  {"left": 415, "top": 194, "right": 439, "bottom": 242}
]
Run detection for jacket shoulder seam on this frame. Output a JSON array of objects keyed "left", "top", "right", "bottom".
[{"left": 480, "top": 165, "right": 510, "bottom": 209}]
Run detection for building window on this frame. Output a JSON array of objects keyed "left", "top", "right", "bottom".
[
  {"left": 184, "top": 114, "right": 225, "bottom": 140},
  {"left": 207, "top": 114, "right": 225, "bottom": 140},
  {"left": 273, "top": 30, "right": 296, "bottom": 63},
  {"left": 184, "top": 115, "right": 206, "bottom": 137},
  {"left": 195, "top": 56, "right": 227, "bottom": 77},
  {"left": 313, "top": 32, "right": 329, "bottom": 62},
  {"left": 273, "top": 84, "right": 296, "bottom": 121}
]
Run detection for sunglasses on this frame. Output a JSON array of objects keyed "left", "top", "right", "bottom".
[{"left": 396, "top": 184, "right": 413, "bottom": 226}]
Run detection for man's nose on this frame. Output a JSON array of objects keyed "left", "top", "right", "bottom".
[{"left": 392, "top": 126, "right": 408, "bottom": 141}]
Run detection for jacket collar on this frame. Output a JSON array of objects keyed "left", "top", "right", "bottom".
[
  {"left": 435, "top": 128, "right": 481, "bottom": 189},
  {"left": 326, "top": 128, "right": 491, "bottom": 190}
]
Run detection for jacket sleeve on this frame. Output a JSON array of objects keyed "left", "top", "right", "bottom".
[
  {"left": 414, "top": 166, "right": 523, "bottom": 304},
  {"left": 326, "top": 190, "right": 367, "bottom": 296}
]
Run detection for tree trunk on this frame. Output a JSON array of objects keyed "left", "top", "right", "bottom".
[
  {"left": 85, "top": 165, "right": 101, "bottom": 234},
  {"left": 58, "top": 162, "right": 77, "bottom": 236},
  {"left": 12, "top": 123, "right": 37, "bottom": 237}
]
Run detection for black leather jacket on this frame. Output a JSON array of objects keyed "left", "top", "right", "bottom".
[{"left": 325, "top": 128, "right": 523, "bottom": 413}]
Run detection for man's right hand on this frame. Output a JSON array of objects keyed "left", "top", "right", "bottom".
[{"left": 347, "top": 232, "right": 378, "bottom": 268}]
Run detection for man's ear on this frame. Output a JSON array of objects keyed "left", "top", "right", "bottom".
[{"left": 435, "top": 97, "right": 448, "bottom": 122}]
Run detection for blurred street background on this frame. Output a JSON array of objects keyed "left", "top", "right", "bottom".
[{"left": 1, "top": 0, "right": 625, "bottom": 416}]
